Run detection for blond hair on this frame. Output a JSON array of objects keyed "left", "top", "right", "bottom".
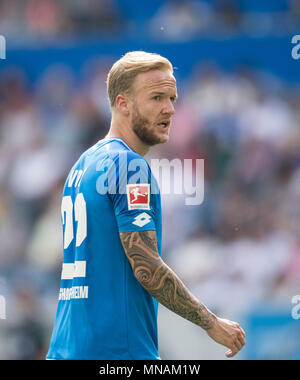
[{"left": 107, "top": 51, "right": 173, "bottom": 108}]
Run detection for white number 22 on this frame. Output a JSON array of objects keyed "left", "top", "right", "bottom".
[{"left": 61, "top": 193, "right": 87, "bottom": 249}]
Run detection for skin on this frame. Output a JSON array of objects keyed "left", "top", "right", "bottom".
[
  {"left": 106, "top": 69, "right": 177, "bottom": 156},
  {"left": 106, "top": 68, "right": 246, "bottom": 358}
]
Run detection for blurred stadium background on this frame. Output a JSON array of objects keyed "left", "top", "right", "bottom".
[{"left": 0, "top": 0, "right": 300, "bottom": 360}]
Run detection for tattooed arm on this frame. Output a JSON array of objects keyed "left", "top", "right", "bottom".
[
  {"left": 120, "top": 230, "right": 246, "bottom": 358},
  {"left": 120, "top": 229, "right": 215, "bottom": 329}
]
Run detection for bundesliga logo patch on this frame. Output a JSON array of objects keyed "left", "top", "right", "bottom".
[{"left": 126, "top": 184, "right": 150, "bottom": 210}]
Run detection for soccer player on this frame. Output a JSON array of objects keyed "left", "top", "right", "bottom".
[{"left": 46, "top": 51, "right": 245, "bottom": 360}]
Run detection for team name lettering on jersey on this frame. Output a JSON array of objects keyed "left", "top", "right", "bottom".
[
  {"left": 68, "top": 169, "right": 87, "bottom": 188},
  {"left": 59, "top": 286, "right": 89, "bottom": 300}
]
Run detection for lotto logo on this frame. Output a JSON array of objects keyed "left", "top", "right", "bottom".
[
  {"left": 127, "top": 184, "right": 150, "bottom": 210},
  {"left": 132, "top": 212, "right": 152, "bottom": 227}
]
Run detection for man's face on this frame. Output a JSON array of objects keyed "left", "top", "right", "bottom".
[{"left": 129, "top": 69, "right": 177, "bottom": 146}]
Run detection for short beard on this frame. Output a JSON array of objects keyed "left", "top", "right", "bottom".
[{"left": 131, "top": 106, "right": 164, "bottom": 146}]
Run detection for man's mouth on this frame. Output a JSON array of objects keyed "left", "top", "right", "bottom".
[{"left": 157, "top": 121, "right": 170, "bottom": 129}]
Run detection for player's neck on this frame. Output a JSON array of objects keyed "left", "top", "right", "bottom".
[{"left": 106, "top": 119, "right": 150, "bottom": 157}]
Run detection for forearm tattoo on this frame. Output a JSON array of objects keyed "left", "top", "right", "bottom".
[{"left": 120, "top": 230, "right": 216, "bottom": 330}]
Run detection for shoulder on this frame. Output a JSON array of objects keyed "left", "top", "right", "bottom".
[
  {"left": 93, "top": 139, "right": 151, "bottom": 178},
  {"left": 106, "top": 146, "right": 149, "bottom": 171},
  {"left": 97, "top": 139, "right": 146, "bottom": 162}
]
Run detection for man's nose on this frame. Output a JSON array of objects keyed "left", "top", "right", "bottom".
[{"left": 162, "top": 99, "right": 175, "bottom": 115}]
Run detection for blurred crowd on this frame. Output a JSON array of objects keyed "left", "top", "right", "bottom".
[
  {"left": 155, "top": 65, "right": 300, "bottom": 317},
  {"left": 0, "top": 0, "right": 300, "bottom": 360},
  {"left": 0, "top": 0, "right": 299, "bottom": 41}
]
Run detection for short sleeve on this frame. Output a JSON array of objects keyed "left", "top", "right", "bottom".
[{"left": 97, "top": 150, "right": 158, "bottom": 232}]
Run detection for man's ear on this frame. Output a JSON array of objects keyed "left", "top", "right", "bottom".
[{"left": 115, "top": 94, "right": 131, "bottom": 116}]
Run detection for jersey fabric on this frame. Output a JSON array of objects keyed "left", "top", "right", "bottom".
[{"left": 46, "top": 137, "right": 162, "bottom": 360}]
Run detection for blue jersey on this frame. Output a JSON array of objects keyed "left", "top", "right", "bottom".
[{"left": 46, "top": 137, "right": 162, "bottom": 360}]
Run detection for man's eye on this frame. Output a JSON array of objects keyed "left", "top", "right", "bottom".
[{"left": 153, "top": 96, "right": 161, "bottom": 101}]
